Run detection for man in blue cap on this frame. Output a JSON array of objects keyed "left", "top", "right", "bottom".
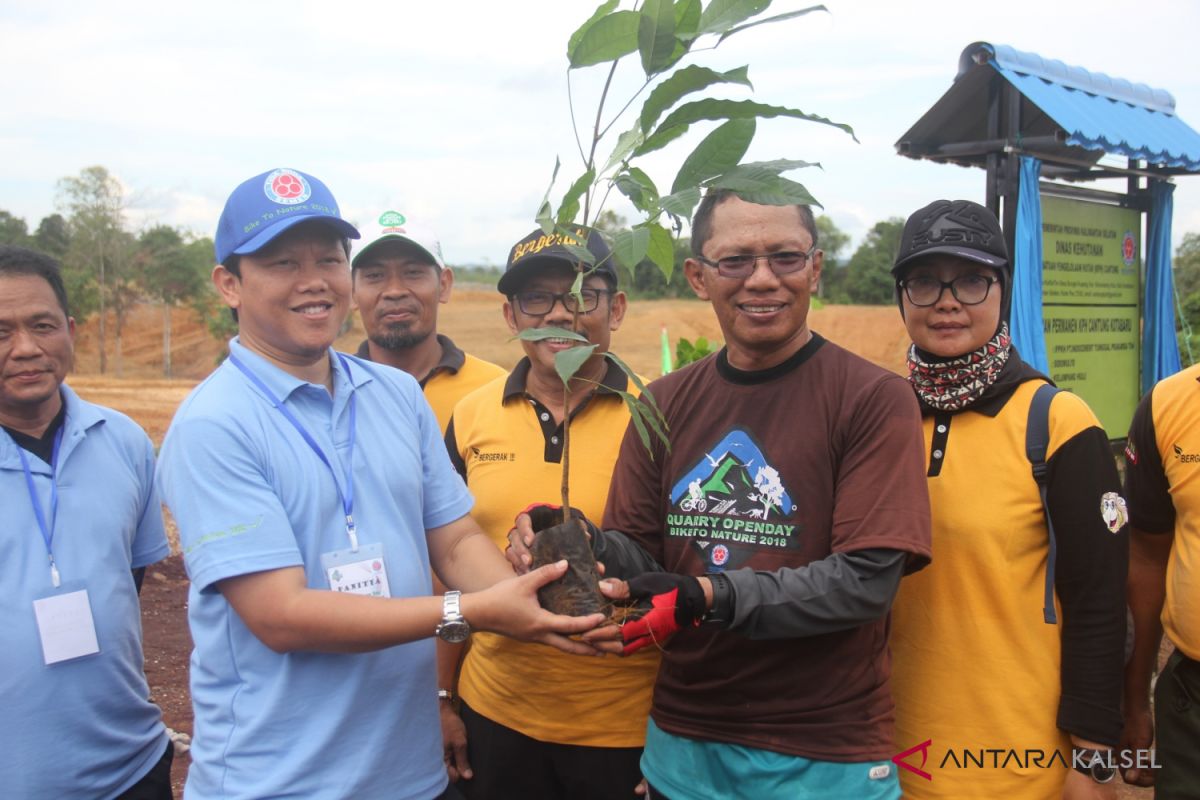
[{"left": 157, "top": 168, "right": 607, "bottom": 800}]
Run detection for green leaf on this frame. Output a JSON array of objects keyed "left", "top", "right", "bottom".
[
  {"left": 696, "top": 0, "right": 772, "bottom": 36},
  {"left": 556, "top": 168, "right": 595, "bottom": 226},
  {"left": 612, "top": 227, "right": 650, "bottom": 270},
  {"left": 570, "top": 269, "right": 585, "bottom": 302},
  {"left": 555, "top": 343, "right": 599, "bottom": 385},
  {"left": 601, "top": 126, "right": 645, "bottom": 175},
  {"left": 638, "top": 98, "right": 857, "bottom": 156},
  {"left": 568, "top": 0, "right": 620, "bottom": 58},
  {"left": 717, "top": 5, "right": 826, "bottom": 44},
  {"left": 639, "top": 65, "right": 752, "bottom": 134},
  {"left": 537, "top": 157, "right": 561, "bottom": 234},
  {"left": 645, "top": 221, "right": 675, "bottom": 281},
  {"left": 569, "top": 9, "right": 640, "bottom": 68},
  {"left": 671, "top": 118, "right": 755, "bottom": 193},
  {"left": 638, "top": 0, "right": 676, "bottom": 76},
  {"left": 707, "top": 173, "right": 821, "bottom": 207},
  {"left": 674, "top": 0, "right": 702, "bottom": 39},
  {"left": 730, "top": 158, "right": 821, "bottom": 173},
  {"left": 518, "top": 326, "right": 590, "bottom": 343},
  {"left": 563, "top": 242, "right": 597, "bottom": 267},
  {"left": 660, "top": 187, "right": 701, "bottom": 219},
  {"left": 617, "top": 389, "right": 654, "bottom": 453},
  {"left": 613, "top": 167, "right": 660, "bottom": 214}
]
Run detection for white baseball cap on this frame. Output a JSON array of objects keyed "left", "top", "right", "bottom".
[{"left": 351, "top": 209, "right": 445, "bottom": 270}]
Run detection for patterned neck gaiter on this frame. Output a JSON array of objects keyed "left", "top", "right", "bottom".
[{"left": 907, "top": 323, "right": 1012, "bottom": 411}]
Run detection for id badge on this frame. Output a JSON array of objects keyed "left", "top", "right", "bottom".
[
  {"left": 321, "top": 541, "right": 391, "bottom": 598},
  {"left": 32, "top": 582, "right": 100, "bottom": 665}
]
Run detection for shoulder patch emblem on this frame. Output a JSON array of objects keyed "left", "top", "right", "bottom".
[{"left": 1100, "top": 492, "right": 1128, "bottom": 534}]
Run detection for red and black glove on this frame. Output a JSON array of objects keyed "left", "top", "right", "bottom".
[{"left": 620, "top": 573, "right": 707, "bottom": 655}]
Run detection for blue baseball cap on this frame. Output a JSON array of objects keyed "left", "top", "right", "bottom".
[{"left": 214, "top": 168, "right": 360, "bottom": 264}]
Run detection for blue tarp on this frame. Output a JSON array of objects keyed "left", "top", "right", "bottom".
[
  {"left": 984, "top": 44, "right": 1200, "bottom": 171},
  {"left": 1144, "top": 182, "right": 1182, "bottom": 391},
  {"left": 1011, "top": 156, "right": 1049, "bottom": 372}
]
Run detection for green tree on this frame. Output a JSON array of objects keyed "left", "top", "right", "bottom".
[
  {"left": 1174, "top": 232, "right": 1200, "bottom": 363},
  {"left": 0, "top": 210, "right": 30, "bottom": 246},
  {"left": 813, "top": 214, "right": 849, "bottom": 300},
  {"left": 136, "top": 226, "right": 211, "bottom": 376},
  {"left": 841, "top": 218, "right": 904, "bottom": 305},
  {"left": 56, "top": 166, "right": 131, "bottom": 374},
  {"left": 34, "top": 214, "right": 71, "bottom": 258}
]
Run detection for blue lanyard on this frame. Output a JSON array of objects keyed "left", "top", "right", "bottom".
[
  {"left": 228, "top": 353, "right": 360, "bottom": 551},
  {"left": 14, "top": 427, "right": 65, "bottom": 587}
]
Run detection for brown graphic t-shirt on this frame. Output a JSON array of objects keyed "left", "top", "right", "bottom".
[{"left": 604, "top": 334, "right": 931, "bottom": 761}]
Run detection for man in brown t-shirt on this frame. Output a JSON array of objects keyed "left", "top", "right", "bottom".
[{"left": 517, "top": 193, "right": 932, "bottom": 799}]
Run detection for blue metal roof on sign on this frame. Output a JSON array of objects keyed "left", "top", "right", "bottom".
[{"left": 978, "top": 43, "right": 1200, "bottom": 171}]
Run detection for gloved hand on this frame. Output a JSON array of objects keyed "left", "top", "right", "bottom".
[
  {"left": 620, "top": 573, "right": 707, "bottom": 655},
  {"left": 517, "top": 503, "right": 602, "bottom": 540}
]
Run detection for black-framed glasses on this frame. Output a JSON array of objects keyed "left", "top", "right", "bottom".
[
  {"left": 899, "top": 274, "right": 999, "bottom": 307},
  {"left": 696, "top": 245, "right": 818, "bottom": 279},
  {"left": 513, "top": 287, "right": 612, "bottom": 316}
]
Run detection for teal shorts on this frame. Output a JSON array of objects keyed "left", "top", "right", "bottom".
[{"left": 642, "top": 719, "right": 900, "bottom": 800}]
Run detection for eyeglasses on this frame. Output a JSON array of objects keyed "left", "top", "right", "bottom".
[
  {"left": 695, "top": 245, "right": 818, "bottom": 279},
  {"left": 513, "top": 288, "right": 611, "bottom": 316},
  {"left": 899, "top": 274, "right": 998, "bottom": 307}
]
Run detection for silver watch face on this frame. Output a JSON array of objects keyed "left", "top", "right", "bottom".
[{"left": 437, "top": 619, "right": 470, "bottom": 644}]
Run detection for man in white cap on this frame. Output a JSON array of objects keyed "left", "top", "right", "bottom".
[
  {"left": 157, "top": 168, "right": 607, "bottom": 800},
  {"left": 350, "top": 209, "right": 504, "bottom": 432}
]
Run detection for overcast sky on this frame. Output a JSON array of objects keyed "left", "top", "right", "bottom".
[{"left": 3, "top": 0, "right": 1198, "bottom": 265}]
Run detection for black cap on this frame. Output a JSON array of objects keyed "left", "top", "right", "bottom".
[
  {"left": 892, "top": 200, "right": 1009, "bottom": 278},
  {"left": 498, "top": 227, "right": 617, "bottom": 296}
]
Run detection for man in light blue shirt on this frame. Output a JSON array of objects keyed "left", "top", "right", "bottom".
[
  {"left": 0, "top": 244, "right": 172, "bottom": 799},
  {"left": 157, "top": 168, "right": 605, "bottom": 800}
]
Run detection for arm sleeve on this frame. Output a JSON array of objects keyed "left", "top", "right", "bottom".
[
  {"left": 723, "top": 548, "right": 906, "bottom": 639},
  {"left": 414, "top": 392, "right": 473, "bottom": 531},
  {"left": 591, "top": 528, "right": 664, "bottom": 578},
  {"left": 444, "top": 417, "right": 467, "bottom": 479},
  {"left": 830, "top": 376, "right": 933, "bottom": 569},
  {"left": 130, "top": 430, "right": 169, "bottom": 569},
  {"left": 1046, "top": 423, "right": 1129, "bottom": 746},
  {"left": 1124, "top": 389, "right": 1175, "bottom": 534}
]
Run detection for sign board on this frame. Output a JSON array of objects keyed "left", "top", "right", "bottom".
[{"left": 1040, "top": 194, "right": 1140, "bottom": 437}]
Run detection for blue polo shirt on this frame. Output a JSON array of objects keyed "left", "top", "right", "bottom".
[
  {"left": 157, "top": 337, "right": 473, "bottom": 800},
  {"left": 0, "top": 385, "right": 169, "bottom": 799}
]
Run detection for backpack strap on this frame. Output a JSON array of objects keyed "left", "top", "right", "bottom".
[{"left": 1026, "top": 383, "right": 1062, "bottom": 624}]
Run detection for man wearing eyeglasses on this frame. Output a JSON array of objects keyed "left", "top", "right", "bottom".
[
  {"left": 350, "top": 210, "right": 505, "bottom": 432},
  {"left": 442, "top": 227, "right": 660, "bottom": 799},
  {"left": 513, "top": 193, "right": 933, "bottom": 798}
]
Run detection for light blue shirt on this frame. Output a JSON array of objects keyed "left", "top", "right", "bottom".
[
  {"left": 0, "top": 385, "right": 169, "bottom": 799},
  {"left": 157, "top": 338, "right": 473, "bottom": 800}
]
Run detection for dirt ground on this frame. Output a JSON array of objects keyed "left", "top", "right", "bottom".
[{"left": 73, "top": 297, "right": 1152, "bottom": 797}]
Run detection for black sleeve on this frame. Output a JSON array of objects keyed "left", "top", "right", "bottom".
[
  {"left": 443, "top": 417, "right": 467, "bottom": 479},
  {"left": 1046, "top": 426, "right": 1129, "bottom": 745},
  {"left": 722, "top": 548, "right": 907, "bottom": 639},
  {"left": 1124, "top": 390, "right": 1175, "bottom": 533}
]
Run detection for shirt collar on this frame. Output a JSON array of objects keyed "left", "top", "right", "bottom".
[
  {"left": 228, "top": 336, "right": 369, "bottom": 402},
  {"left": 502, "top": 355, "right": 629, "bottom": 402},
  {"left": 0, "top": 383, "right": 104, "bottom": 471},
  {"left": 354, "top": 334, "right": 465, "bottom": 386}
]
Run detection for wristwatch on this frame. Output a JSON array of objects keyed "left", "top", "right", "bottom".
[
  {"left": 435, "top": 591, "right": 470, "bottom": 644},
  {"left": 1073, "top": 749, "right": 1116, "bottom": 783}
]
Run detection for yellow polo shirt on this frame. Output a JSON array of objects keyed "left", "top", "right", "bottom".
[{"left": 446, "top": 358, "right": 660, "bottom": 747}]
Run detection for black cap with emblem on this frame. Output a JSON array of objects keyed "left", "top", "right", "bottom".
[{"left": 892, "top": 199, "right": 1009, "bottom": 279}]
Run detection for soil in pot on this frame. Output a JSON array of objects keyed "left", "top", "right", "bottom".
[{"left": 530, "top": 518, "right": 607, "bottom": 616}]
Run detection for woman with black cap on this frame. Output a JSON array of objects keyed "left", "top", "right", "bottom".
[{"left": 886, "top": 200, "right": 1129, "bottom": 799}]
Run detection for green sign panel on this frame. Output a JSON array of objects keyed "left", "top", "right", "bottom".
[{"left": 1040, "top": 195, "right": 1140, "bottom": 437}]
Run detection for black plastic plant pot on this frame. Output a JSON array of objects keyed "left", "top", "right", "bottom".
[{"left": 530, "top": 518, "right": 607, "bottom": 617}]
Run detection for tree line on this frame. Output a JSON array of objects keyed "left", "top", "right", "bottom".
[{"left": 0, "top": 166, "right": 229, "bottom": 377}]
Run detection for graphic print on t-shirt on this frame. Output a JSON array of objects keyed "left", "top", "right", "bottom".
[{"left": 668, "top": 427, "right": 801, "bottom": 571}]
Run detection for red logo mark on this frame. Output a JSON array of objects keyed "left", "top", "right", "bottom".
[
  {"left": 272, "top": 173, "right": 304, "bottom": 199},
  {"left": 892, "top": 739, "right": 933, "bottom": 781}
]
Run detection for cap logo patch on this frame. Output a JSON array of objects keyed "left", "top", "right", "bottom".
[
  {"left": 263, "top": 169, "right": 311, "bottom": 205},
  {"left": 1100, "top": 492, "right": 1128, "bottom": 534},
  {"left": 911, "top": 200, "right": 994, "bottom": 250},
  {"left": 512, "top": 229, "right": 587, "bottom": 262},
  {"left": 378, "top": 210, "right": 407, "bottom": 226}
]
